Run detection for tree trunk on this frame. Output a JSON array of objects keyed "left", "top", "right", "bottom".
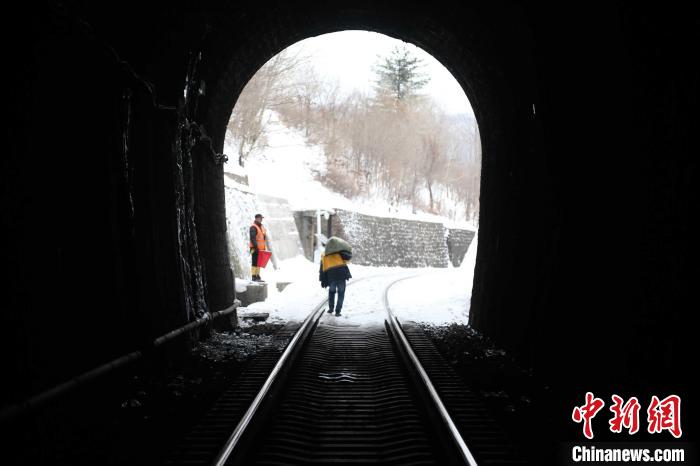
[{"left": 427, "top": 180, "right": 434, "bottom": 212}]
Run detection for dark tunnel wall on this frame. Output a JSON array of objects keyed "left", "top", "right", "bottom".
[
  {"left": 193, "top": 2, "right": 698, "bottom": 417},
  {"left": 2, "top": 0, "right": 697, "bottom": 440},
  {"left": 2, "top": 3, "right": 217, "bottom": 399}
]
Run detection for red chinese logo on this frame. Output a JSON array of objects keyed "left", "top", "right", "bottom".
[
  {"left": 647, "top": 395, "right": 682, "bottom": 438},
  {"left": 573, "top": 393, "right": 683, "bottom": 439},
  {"left": 609, "top": 394, "right": 640, "bottom": 434},
  {"left": 572, "top": 392, "right": 605, "bottom": 439}
]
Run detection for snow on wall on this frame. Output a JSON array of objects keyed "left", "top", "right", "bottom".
[
  {"left": 224, "top": 176, "right": 306, "bottom": 279},
  {"left": 224, "top": 174, "right": 258, "bottom": 279},
  {"left": 256, "top": 194, "right": 305, "bottom": 264}
]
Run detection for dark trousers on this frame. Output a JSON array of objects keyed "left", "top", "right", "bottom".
[{"left": 328, "top": 280, "right": 346, "bottom": 312}]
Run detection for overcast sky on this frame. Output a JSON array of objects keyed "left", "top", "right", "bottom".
[{"left": 283, "top": 30, "right": 474, "bottom": 116}]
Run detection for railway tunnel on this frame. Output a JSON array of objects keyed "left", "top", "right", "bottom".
[{"left": 2, "top": 0, "right": 697, "bottom": 460}]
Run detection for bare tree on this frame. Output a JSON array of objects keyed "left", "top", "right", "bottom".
[
  {"left": 227, "top": 48, "right": 310, "bottom": 166},
  {"left": 422, "top": 134, "right": 443, "bottom": 212},
  {"left": 229, "top": 44, "right": 481, "bottom": 223}
]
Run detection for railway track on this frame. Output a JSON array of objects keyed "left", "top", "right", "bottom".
[{"left": 167, "top": 275, "right": 525, "bottom": 465}]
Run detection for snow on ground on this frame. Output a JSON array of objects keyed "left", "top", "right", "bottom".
[
  {"left": 243, "top": 260, "right": 420, "bottom": 325},
  {"left": 241, "top": 232, "right": 478, "bottom": 326},
  {"left": 226, "top": 111, "right": 479, "bottom": 326}
]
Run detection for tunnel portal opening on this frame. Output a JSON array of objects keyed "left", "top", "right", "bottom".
[{"left": 220, "top": 30, "right": 482, "bottom": 327}]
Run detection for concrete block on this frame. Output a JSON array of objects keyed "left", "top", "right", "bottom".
[
  {"left": 238, "top": 308, "right": 270, "bottom": 322},
  {"left": 237, "top": 282, "right": 268, "bottom": 307}
]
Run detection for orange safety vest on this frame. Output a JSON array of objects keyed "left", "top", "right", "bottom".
[
  {"left": 249, "top": 223, "right": 267, "bottom": 250},
  {"left": 321, "top": 253, "right": 348, "bottom": 272}
]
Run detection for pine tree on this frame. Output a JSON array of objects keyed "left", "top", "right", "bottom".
[{"left": 373, "top": 45, "right": 430, "bottom": 103}]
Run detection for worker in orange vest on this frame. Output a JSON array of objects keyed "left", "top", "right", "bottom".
[{"left": 249, "top": 213, "right": 268, "bottom": 281}]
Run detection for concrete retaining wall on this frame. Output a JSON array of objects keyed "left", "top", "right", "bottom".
[
  {"left": 256, "top": 194, "right": 305, "bottom": 266},
  {"left": 293, "top": 208, "right": 475, "bottom": 268},
  {"left": 224, "top": 175, "right": 305, "bottom": 278},
  {"left": 333, "top": 209, "right": 448, "bottom": 267},
  {"left": 446, "top": 228, "right": 476, "bottom": 267},
  {"left": 224, "top": 174, "right": 259, "bottom": 279},
  {"left": 326, "top": 209, "right": 475, "bottom": 268}
]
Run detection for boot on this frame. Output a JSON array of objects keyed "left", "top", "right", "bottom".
[{"left": 326, "top": 308, "right": 333, "bottom": 313}]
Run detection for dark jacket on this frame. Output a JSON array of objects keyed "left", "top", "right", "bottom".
[{"left": 319, "top": 250, "right": 352, "bottom": 288}]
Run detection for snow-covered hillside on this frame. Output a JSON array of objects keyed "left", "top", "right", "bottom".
[
  {"left": 224, "top": 111, "right": 477, "bottom": 229},
  {"left": 224, "top": 112, "right": 479, "bottom": 325}
]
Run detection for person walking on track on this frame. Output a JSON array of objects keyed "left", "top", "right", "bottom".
[
  {"left": 319, "top": 236, "right": 352, "bottom": 316},
  {"left": 249, "top": 213, "right": 268, "bottom": 282}
]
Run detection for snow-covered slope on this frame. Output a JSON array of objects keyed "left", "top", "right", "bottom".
[
  {"left": 224, "top": 113, "right": 479, "bottom": 325},
  {"left": 224, "top": 111, "right": 477, "bottom": 229}
]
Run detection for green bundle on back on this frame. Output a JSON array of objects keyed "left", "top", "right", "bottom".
[{"left": 324, "top": 236, "right": 352, "bottom": 255}]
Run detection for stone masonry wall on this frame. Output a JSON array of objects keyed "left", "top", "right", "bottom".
[
  {"left": 332, "top": 209, "right": 451, "bottom": 268},
  {"left": 293, "top": 208, "right": 475, "bottom": 268}
]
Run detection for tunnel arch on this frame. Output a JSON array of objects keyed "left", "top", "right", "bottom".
[
  {"left": 223, "top": 30, "right": 483, "bottom": 274},
  {"left": 189, "top": 5, "right": 543, "bottom": 358},
  {"left": 5, "top": 3, "right": 696, "bottom": 444}
]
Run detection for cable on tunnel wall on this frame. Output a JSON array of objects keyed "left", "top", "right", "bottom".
[{"left": 0, "top": 301, "right": 239, "bottom": 425}]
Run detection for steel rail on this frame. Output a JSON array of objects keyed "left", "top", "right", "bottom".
[
  {"left": 383, "top": 274, "right": 479, "bottom": 466},
  {"left": 211, "top": 301, "right": 326, "bottom": 466},
  {"left": 210, "top": 274, "right": 376, "bottom": 466},
  {"left": 210, "top": 271, "right": 455, "bottom": 465}
]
